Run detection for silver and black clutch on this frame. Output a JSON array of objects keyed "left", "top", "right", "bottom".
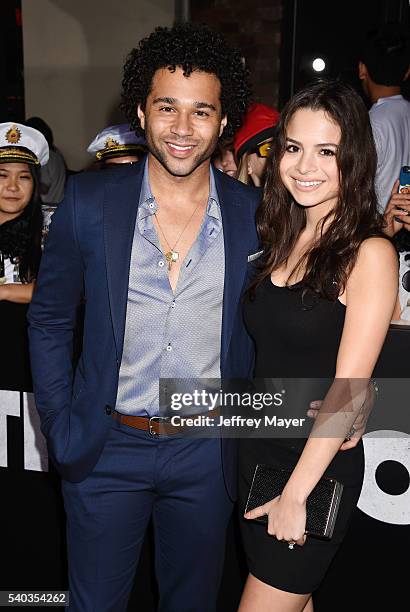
[{"left": 245, "top": 464, "right": 344, "bottom": 540}]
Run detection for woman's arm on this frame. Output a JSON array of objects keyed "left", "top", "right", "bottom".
[
  {"left": 285, "top": 237, "right": 398, "bottom": 495},
  {"left": 245, "top": 238, "right": 398, "bottom": 542},
  {"left": 0, "top": 281, "right": 35, "bottom": 304}
]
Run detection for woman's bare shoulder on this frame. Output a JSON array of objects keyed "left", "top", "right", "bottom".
[
  {"left": 355, "top": 236, "right": 397, "bottom": 269},
  {"left": 348, "top": 236, "right": 398, "bottom": 289}
]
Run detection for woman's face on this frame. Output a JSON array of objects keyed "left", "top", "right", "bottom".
[
  {"left": 279, "top": 108, "right": 340, "bottom": 214},
  {"left": 0, "top": 162, "right": 34, "bottom": 224}
]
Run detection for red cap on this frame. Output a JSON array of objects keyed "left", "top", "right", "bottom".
[{"left": 234, "top": 103, "right": 280, "bottom": 160}]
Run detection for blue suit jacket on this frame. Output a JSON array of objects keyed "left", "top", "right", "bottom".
[{"left": 28, "top": 161, "right": 260, "bottom": 499}]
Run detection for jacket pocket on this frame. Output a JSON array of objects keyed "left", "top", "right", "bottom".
[{"left": 247, "top": 249, "right": 263, "bottom": 263}]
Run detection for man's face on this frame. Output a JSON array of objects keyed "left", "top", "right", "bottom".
[{"left": 138, "top": 67, "right": 227, "bottom": 177}]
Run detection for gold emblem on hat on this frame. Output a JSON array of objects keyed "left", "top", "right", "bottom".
[
  {"left": 105, "top": 137, "right": 119, "bottom": 149},
  {"left": 6, "top": 125, "right": 22, "bottom": 144}
]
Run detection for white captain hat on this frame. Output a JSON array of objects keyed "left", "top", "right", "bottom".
[
  {"left": 0, "top": 122, "right": 49, "bottom": 166},
  {"left": 87, "top": 123, "right": 147, "bottom": 161}
]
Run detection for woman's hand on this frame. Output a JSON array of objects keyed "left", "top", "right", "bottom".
[
  {"left": 244, "top": 491, "right": 307, "bottom": 546},
  {"left": 307, "top": 378, "right": 377, "bottom": 451},
  {"left": 383, "top": 179, "right": 410, "bottom": 237}
]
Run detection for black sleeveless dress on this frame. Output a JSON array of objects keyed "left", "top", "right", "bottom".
[{"left": 239, "top": 277, "right": 364, "bottom": 594}]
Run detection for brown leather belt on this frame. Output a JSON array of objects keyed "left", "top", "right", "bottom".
[{"left": 112, "top": 410, "right": 219, "bottom": 436}]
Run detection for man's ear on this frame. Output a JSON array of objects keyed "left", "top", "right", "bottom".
[
  {"left": 358, "top": 61, "right": 368, "bottom": 81},
  {"left": 219, "top": 115, "right": 228, "bottom": 137},
  {"left": 137, "top": 105, "right": 145, "bottom": 130}
]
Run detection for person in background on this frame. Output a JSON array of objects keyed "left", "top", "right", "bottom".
[
  {"left": 87, "top": 123, "right": 147, "bottom": 167},
  {"left": 383, "top": 180, "right": 410, "bottom": 320},
  {"left": 0, "top": 122, "right": 48, "bottom": 388},
  {"left": 25, "top": 117, "right": 67, "bottom": 242},
  {"left": 212, "top": 137, "right": 238, "bottom": 177},
  {"left": 25, "top": 116, "right": 67, "bottom": 206},
  {"left": 358, "top": 25, "right": 410, "bottom": 212},
  {"left": 0, "top": 122, "right": 48, "bottom": 302},
  {"left": 234, "top": 103, "right": 280, "bottom": 187}
]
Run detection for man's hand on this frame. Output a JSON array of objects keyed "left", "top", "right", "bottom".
[
  {"left": 306, "top": 381, "right": 376, "bottom": 450},
  {"left": 383, "top": 179, "right": 410, "bottom": 237}
]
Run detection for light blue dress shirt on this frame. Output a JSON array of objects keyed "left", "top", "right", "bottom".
[{"left": 115, "top": 161, "right": 225, "bottom": 416}]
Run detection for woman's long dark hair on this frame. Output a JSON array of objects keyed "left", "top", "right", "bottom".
[
  {"left": 252, "top": 80, "right": 385, "bottom": 300},
  {"left": 0, "top": 165, "right": 43, "bottom": 283}
]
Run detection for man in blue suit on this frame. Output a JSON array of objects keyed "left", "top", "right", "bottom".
[{"left": 28, "top": 24, "right": 259, "bottom": 612}]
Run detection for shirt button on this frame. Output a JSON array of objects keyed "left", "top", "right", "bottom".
[
  {"left": 166, "top": 344, "right": 172, "bottom": 352},
  {"left": 158, "top": 260, "right": 165, "bottom": 268},
  {"left": 148, "top": 202, "right": 155, "bottom": 209},
  {"left": 171, "top": 300, "right": 175, "bottom": 308}
]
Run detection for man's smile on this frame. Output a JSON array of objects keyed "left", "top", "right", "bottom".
[{"left": 165, "top": 142, "right": 197, "bottom": 157}]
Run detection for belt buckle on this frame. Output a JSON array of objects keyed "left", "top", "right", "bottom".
[{"left": 149, "top": 415, "right": 168, "bottom": 436}]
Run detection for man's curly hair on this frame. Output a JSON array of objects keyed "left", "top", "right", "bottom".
[{"left": 121, "top": 23, "right": 252, "bottom": 141}]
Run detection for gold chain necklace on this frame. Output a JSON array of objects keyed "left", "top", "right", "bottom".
[{"left": 154, "top": 203, "right": 202, "bottom": 270}]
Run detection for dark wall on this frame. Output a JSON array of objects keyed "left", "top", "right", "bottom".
[
  {"left": 280, "top": 0, "right": 410, "bottom": 105},
  {"left": 190, "top": 0, "right": 283, "bottom": 108},
  {"left": 0, "top": 0, "right": 24, "bottom": 121},
  {"left": 190, "top": 0, "right": 409, "bottom": 111}
]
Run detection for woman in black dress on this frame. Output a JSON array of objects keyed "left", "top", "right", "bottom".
[{"left": 238, "top": 82, "right": 398, "bottom": 611}]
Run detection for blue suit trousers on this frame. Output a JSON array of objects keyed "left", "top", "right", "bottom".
[{"left": 62, "top": 418, "right": 234, "bottom": 612}]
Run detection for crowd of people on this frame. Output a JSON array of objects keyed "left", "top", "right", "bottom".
[{"left": 0, "top": 19, "right": 409, "bottom": 612}]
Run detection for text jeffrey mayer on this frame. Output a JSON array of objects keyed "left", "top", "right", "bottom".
[{"left": 170, "top": 415, "right": 306, "bottom": 429}]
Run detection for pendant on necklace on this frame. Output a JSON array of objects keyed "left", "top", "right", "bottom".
[{"left": 165, "top": 250, "right": 179, "bottom": 270}]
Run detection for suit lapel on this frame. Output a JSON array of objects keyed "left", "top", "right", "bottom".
[
  {"left": 103, "top": 163, "right": 257, "bottom": 369},
  {"left": 103, "top": 164, "right": 144, "bottom": 362},
  {"left": 215, "top": 172, "right": 255, "bottom": 372}
]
